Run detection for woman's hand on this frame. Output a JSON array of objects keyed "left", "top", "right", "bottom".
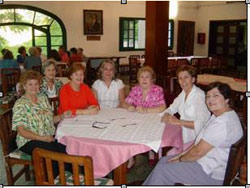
[
  {"left": 161, "top": 113, "right": 181, "bottom": 125},
  {"left": 87, "top": 106, "right": 99, "bottom": 115},
  {"left": 136, "top": 106, "right": 147, "bottom": 113},
  {"left": 63, "top": 110, "right": 72, "bottom": 118},
  {"left": 127, "top": 106, "right": 136, "bottom": 112},
  {"left": 39, "top": 135, "right": 54, "bottom": 143},
  {"left": 161, "top": 113, "right": 172, "bottom": 123},
  {"left": 168, "top": 155, "right": 181, "bottom": 163}
]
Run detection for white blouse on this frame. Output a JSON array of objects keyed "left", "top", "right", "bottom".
[
  {"left": 195, "top": 111, "right": 243, "bottom": 180},
  {"left": 163, "top": 85, "right": 210, "bottom": 143},
  {"left": 92, "top": 79, "right": 124, "bottom": 109}
]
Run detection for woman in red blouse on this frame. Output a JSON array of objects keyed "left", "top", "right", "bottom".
[{"left": 58, "top": 63, "right": 99, "bottom": 115}]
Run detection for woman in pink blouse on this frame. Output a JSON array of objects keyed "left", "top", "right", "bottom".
[
  {"left": 122, "top": 66, "right": 166, "bottom": 113},
  {"left": 122, "top": 66, "right": 166, "bottom": 168}
]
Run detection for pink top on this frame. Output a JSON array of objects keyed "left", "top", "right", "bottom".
[{"left": 125, "top": 84, "right": 165, "bottom": 108}]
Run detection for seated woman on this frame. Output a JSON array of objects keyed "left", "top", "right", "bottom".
[
  {"left": 92, "top": 59, "right": 125, "bottom": 108},
  {"left": 16, "top": 46, "right": 27, "bottom": 65},
  {"left": 122, "top": 66, "right": 166, "bottom": 113},
  {"left": 0, "top": 50, "right": 20, "bottom": 70},
  {"left": 58, "top": 62, "right": 99, "bottom": 115},
  {"left": 143, "top": 82, "right": 243, "bottom": 185},
  {"left": 12, "top": 70, "right": 71, "bottom": 175},
  {"left": 40, "top": 59, "right": 63, "bottom": 98},
  {"left": 24, "top": 47, "right": 42, "bottom": 70},
  {"left": 122, "top": 66, "right": 166, "bottom": 168},
  {"left": 161, "top": 65, "right": 210, "bottom": 150}
]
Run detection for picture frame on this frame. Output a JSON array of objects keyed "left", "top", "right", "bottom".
[{"left": 84, "top": 10, "right": 103, "bottom": 35}]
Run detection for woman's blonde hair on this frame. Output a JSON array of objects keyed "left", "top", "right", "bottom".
[
  {"left": 137, "top": 66, "right": 156, "bottom": 83},
  {"left": 19, "top": 70, "right": 42, "bottom": 87},
  {"left": 97, "top": 59, "right": 117, "bottom": 80}
]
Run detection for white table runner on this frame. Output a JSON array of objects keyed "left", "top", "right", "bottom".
[{"left": 56, "top": 108, "right": 165, "bottom": 152}]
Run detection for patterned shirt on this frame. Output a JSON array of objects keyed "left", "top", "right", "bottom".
[
  {"left": 125, "top": 84, "right": 165, "bottom": 108},
  {"left": 40, "top": 77, "right": 63, "bottom": 98},
  {"left": 12, "top": 94, "right": 55, "bottom": 148}
]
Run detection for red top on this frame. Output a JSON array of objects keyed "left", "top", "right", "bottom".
[{"left": 58, "top": 83, "right": 98, "bottom": 115}]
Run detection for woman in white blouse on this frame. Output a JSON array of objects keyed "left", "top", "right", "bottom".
[
  {"left": 161, "top": 65, "right": 210, "bottom": 145},
  {"left": 92, "top": 59, "right": 125, "bottom": 108}
]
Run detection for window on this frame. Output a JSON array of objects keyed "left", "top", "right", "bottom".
[
  {"left": 119, "top": 17, "right": 174, "bottom": 51},
  {"left": 0, "top": 4, "right": 67, "bottom": 57}
]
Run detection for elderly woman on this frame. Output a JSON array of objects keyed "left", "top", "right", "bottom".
[
  {"left": 24, "top": 46, "right": 42, "bottom": 70},
  {"left": 122, "top": 66, "right": 166, "bottom": 168},
  {"left": 16, "top": 46, "right": 26, "bottom": 65},
  {"left": 161, "top": 65, "right": 210, "bottom": 146},
  {"left": 12, "top": 70, "right": 70, "bottom": 156},
  {"left": 143, "top": 82, "right": 243, "bottom": 185},
  {"left": 92, "top": 59, "right": 125, "bottom": 108},
  {"left": 0, "top": 50, "right": 19, "bottom": 70},
  {"left": 58, "top": 62, "right": 99, "bottom": 115},
  {"left": 40, "top": 59, "right": 63, "bottom": 98},
  {"left": 122, "top": 66, "right": 166, "bottom": 113}
]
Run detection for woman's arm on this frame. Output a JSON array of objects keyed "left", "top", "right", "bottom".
[
  {"left": 137, "top": 104, "right": 166, "bottom": 113},
  {"left": 176, "top": 139, "right": 213, "bottom": 162},
  {"left": 17, "top": 126, "right": 54, "bottom": 143},
  {"left": 92, "top": 88, "right": 98, "bottom": 100}
]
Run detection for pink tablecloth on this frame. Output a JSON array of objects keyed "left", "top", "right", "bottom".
[{"left": 59, "top": 124, "right": 182, "bottom": 178}]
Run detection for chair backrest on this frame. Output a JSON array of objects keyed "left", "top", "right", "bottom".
[
  {"left": 32, "top": 148, "right": 94, "bottom": 185},
  {"left": 31, "top": 65, "right": 42, "bottom": 73},
  {"left": 48, "top": 97, "right": 60, "bottom": 115},
  {"left": 0, "top": 108, "right": 16, "bottom": 156},
  {"left": 1, "top": 68, "right": 21, "bottom": 95},
  {"left": 129, "top": 57, "right": 140, "bottom": 85},
  {"left": 176, "top": 58, "right": 189, "bottom": 66},
  {"left": 129, "top": 55, "right": 140, "bottom": 60},
  {"left": 223, "top": 132, "right": 246, "bottom": 185}
]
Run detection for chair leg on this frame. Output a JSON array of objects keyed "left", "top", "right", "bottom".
[
  {"left": 5, "top": 164, "right": 14, "bottom": 185},
  {"left": 24, "top": 165, "right": 31, "bottom": 181}
]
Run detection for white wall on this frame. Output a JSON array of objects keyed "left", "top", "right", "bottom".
[{"left": 4, "top": 1, "right": 247, "bottom": 59}]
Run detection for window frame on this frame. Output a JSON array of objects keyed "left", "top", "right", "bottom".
[
  {"left": 119, "top": 17, "right": 174, "bottom": 51},
  {"left": 0, "top": 4, "right": 67, "bottom": 56}
]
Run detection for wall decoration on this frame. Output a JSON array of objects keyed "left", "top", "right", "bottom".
[{"left": 84, "top": 10, "right": 103, "bottom": 35}]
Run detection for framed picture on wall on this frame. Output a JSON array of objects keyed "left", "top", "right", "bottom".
[{"left": 84, "top": 10, "right": 103, "bottom": 35}]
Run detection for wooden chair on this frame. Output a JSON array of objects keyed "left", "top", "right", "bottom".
[
  {"left": 1, "top": 68, "right": 21, "bottom": 96},
  {"left": 190, "top": 58, "right": 200, "bottom": 73},
  {"left": 56, "top": 64, "right": 67, "bottom": 77},
  {"left": 167, "top": 59, "right": 177, "bottom": 76},
  {"left": 32, "top": 148, "right": 113, "bottom": 185},
  {"left": 223, "top": 132, "right": 246, "bottom": 185},
  {"left": 0, "top": 108, "right": 32, "bottom": 185},
  {"left": 198, "top": 58, "right": 211, "bottom": 74},
  {"left": 31, "top": 65, "right": 42, "bottom": 73},
  {"left": 176, "top": 59, "right": 189, "bottom": 67},
  {"left": 129, "top": 57, "right": 140, "bottom": 86},
  {"left": 48, "top": 97, "right": 60, "bottom": 115},
  {"left": 129, "top": 55, "right": 140, "bottom": 60}
]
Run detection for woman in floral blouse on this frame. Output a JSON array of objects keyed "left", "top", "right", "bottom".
[
  {"left": 40, "top": 59, "right": 63, "bottom": 98},
  {"left": 12, "top": 70, "right": 71, "bottom": 175},
  {"left": 122, "top": 66, "right": 166, "bottom": 113},
  {"left": 121, "top": 66, "right": 166, "bottom": 168}
]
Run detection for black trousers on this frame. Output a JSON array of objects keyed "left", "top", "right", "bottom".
[{"left": 20, "top": 140, "right": 72, "bottom": 177}]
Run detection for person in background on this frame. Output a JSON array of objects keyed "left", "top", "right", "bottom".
[
  {"left": 77, "top": 48, "right": 87, "bottom": 62},
  {"left": 24, "top": 47, "right": 42, "bottom": 70},
  {"left": 92, "top": 59, "right": 125, "bottom": 108},
  {"left": 143, "top": 82, "right": 243, "bottom": 185},
  {"left": 12, "top": 70, "right": 71, "bottom": 176},
  {"left": 121, "top": 66, "right": 166, "bottom": 168},
  {"left": 58, "top": 46, "right": 69, "bottom": 64},
  {"left": 0, "top": 50, "right": 20, "bottom": 70},
  {"left": 40, "top": 59, "right": 63, "bottom": 98},
  {"left": 161, "top": 65, "right": 210, "bottom": 153},
  {"left": 36, "top": 46, "right": 47, "bottom": 63},
  {"left": 69, "top": 47, "right": 82, "bottom": 65},
  {"left": 58, "top": 62, "right": 99, "bottom": 115},
  {"left": 48, "top": 49, "right": 62, "bottom": 62},
  {"left": 1, "top": 48, "right": 8, "bottom": 60},
  {"left": 16, "top": 46, "right": 27, "bottom": 65}
]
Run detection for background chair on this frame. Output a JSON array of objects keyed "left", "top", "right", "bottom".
[
  {"left": 129, "top": 57, "right": 140, "bottom": 86},
  {"left": 32, "top": 148, "right": 113, "bottom": 185},
  {"left": 0, "top": 108, "right": 32, "bottom": 185},
  {"left": 48, "top": 96, "right": 60, "bottom": 116},
  {"left": 1, "top": 68, "right": 21, "bottom": 96}
]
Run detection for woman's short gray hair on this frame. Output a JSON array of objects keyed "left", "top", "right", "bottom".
[
  {"left": 42, "top": 59, "right": 57, "bottom": 74},
  {"left": 28, "top": 47, "right": 38, "bottom": 56}
]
